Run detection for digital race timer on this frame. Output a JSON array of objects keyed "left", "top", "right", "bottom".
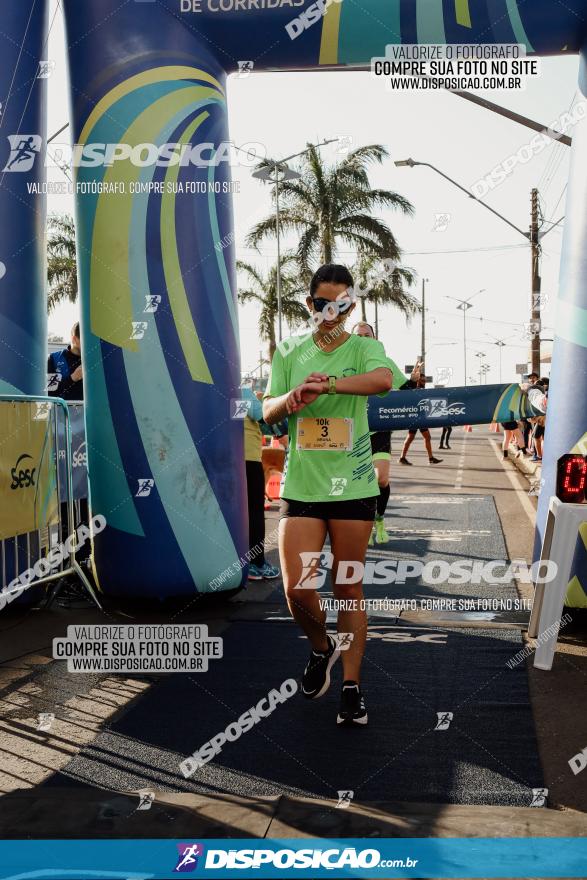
[{"left": 556, "top": 454, "right": 587, "bottom": 503}]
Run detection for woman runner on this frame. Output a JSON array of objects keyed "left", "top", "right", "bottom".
[{"left": 263, "top": 264, "right": 393, "bottom": 727}]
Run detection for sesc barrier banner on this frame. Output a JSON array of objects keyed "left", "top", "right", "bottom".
[
  {"left": 56, "top": 402, "right": 88, "bottom": 502},
  {"left": 0, "top": 401, "right": 58, "bottom": 540},
  {"left": 368, "top": 383, "right": 539, "bottom": 431}
]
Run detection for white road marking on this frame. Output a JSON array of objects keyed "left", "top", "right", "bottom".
[
  {"left": 454, "top": 432, "right": 467, "bottom": 491},
  {"left": 388, "top": 529, "right": 491, "bottom": 535},
  {"left": 487, "top": 436, "right": 536, "bottom": 526},
  {"left": 370, "top": 527, "right": 492, "bottom": 545},
  {"left": 390, "top": 496, "right": 482, "bottom": 504}
]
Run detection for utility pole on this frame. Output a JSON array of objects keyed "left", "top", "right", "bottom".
[
  {"left": 530, "top": 188, "right": 541, "bottom": 375},
  {"left": 374, "top": 296, "right": 379, "bottom": 340},
  {"left": 421, "top": 278, "right": 428, "bottom": 372}
]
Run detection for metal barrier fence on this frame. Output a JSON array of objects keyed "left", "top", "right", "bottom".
[{"left": 0, "top": 395, "right": 101, "bottom": 610}]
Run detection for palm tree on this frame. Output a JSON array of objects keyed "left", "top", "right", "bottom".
[
  {"left": 352, "top": 251, "right": 420, "bottom": 333},
  {"left": 246, "top": 144, "right": 414, "bottom": 284},
  {"left": 47, "top": 213, "right": 78, "bottom": 312},
  {"left": 237, "top": 255, "right": 308, "bottom": 357}
]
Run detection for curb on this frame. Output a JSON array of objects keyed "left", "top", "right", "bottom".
[
  {"left": 510, "top": 449, "right": 542, "bottom": 485},
  {"left": 489, "top": 430, "right": 542, "bottom": 488}
]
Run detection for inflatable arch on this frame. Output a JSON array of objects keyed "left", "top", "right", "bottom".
[{"left": 0, "top": 1, "right": 585, "bottom": 597}]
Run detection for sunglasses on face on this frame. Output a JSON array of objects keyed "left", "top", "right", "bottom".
[{"left": 311, "top": 295, "right": 353, "bottom": 315}]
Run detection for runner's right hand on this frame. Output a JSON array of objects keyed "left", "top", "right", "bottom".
[{"left": 286, "top": 380, "right": 326, "bottom": 413}]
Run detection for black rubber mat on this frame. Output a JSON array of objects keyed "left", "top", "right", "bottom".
[{"left": 43, "top": 618, "right": 544, "bottom": 808}]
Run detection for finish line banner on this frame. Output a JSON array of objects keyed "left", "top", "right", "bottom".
[
  {"left": 1, "top": 838, "right": 586, "bottom": 878},
  {"left": 368, "top": 383, "right": 539, "bottom": 431}
]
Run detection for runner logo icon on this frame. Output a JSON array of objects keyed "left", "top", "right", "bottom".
[
  {"left": 297, "top": 551, "right": 333, "bottom": 588},
  {"left": 336, "top": 789, "right": 354, "bottom": 808},
  {"left": 530, "top": 788, "right": 548, "bottom": 807},
  {"left": 174, "top": 843, "right": 204, "bottom": 872},
  {"left": 435, "top": 711, "right": 454, "bottom": 730},
  {"left": 3, "top": 135, "right": 42, "bottom": 172},
  {"left": 329, "top": 477, "right": 347, "bottom": 496}
]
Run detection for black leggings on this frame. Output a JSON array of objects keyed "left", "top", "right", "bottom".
[
  {"left": 246, "top": 460, "right": 266, "bottom": 566},
  {"left": 440, "top": 426, "right": 452, "bottom": 446},
  {"left": 377, "top": 483, "right": 390, "bottom": 517}
]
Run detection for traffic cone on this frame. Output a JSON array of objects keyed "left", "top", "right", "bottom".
[
  {"left": 265, "top": 472, "right": 282, "bottom": 501},
  {"left": 464, "top": 424, "right": 473, "bottom": 433},
  {"left": 490, "top": 422, "right": 500, "bottom": 433}
]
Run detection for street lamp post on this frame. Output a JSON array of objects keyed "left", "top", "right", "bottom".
[
  {"left": 485, "top": 334, "right": 516, "bottom": 383},
  {"left": 274, "top": 168, "right": 283, "bottom": 341},
  {"left": 446, "top": 289, "right": 486, "bottom": 386},
  {"left": 394, "top": 158, "right": 547, "bottom": 373},
  {"left": 475, "top": 351, "right": 486, "bottom": 386},
  {"left": 394, "top": 158, "right": 530, "bottom": 239},
  {"left": 495, "top": 340, "right": 505, "bottom": 383},
  {"left": 252, "top": 161, "right": 300, "bottom": 344},
  {"left": 252, "top": 138, "right": 337, "bottom": 343}
]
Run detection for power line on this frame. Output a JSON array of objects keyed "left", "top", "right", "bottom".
[
  {"left": 426, "top": 306, "right": 530, "bottom": 329},
  {"left": 234, "top": 242, "right": 528, "bottom": 258}
]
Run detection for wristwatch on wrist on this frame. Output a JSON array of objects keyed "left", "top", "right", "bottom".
[{"left": 327, "top": 375, "right": 337, "bottom": 395}]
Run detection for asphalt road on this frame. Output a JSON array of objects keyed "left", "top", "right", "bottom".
[{"left": 1, "top": 425, "right": 586, "bottom": 830}]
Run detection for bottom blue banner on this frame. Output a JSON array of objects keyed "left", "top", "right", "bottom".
[{"left": 0, "top": 838, "right": 586, "bottom": 878}]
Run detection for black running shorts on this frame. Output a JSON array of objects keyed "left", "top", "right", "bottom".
[
  {"left": 280, "top": 497, "right": 377, "bottom": 521},
  {"left": 370, "top": 430, "right": 392, "bottom": 459}
]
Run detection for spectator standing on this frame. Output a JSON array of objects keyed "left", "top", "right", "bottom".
[
  {"left": 48, "top": 322, "right": 84, "bottom": 400},
  {"left": 243, "top": 387, "right": 280, "bottom": 582}
]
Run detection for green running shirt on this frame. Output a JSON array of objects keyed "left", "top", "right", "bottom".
[{"left": 264, "top": 333, "right": 392, "bottom": 502}]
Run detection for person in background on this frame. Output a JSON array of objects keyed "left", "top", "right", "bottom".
[
  {"left": 527, "top": 376, "right": 549, "bottom": 462},
  {"left": 501, "top": 420, "right": 525, "bottom": 460},
  {"left": 48, "top": 322, "right": 84, "bottom": 400},
  {"left": 399, "top": 366, "right": 442, "bottom": 465},
  {"left": 439, "top": 425, "right": 452, "bottom": 450},
  {"left": 243, "top": 387, "right": 280, "bottom": 581},
  {"left": 352, "top": 321, "right": 392, "bottom": 545},
  {"left": 47, "top": 322, "right": 89, "bottom": 601},
  {"left": 519, "top": 372, "right": 540, "bottom": 455}
]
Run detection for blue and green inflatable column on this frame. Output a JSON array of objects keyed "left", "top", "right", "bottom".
[
  {"left": 62, "top": 3, "right": 248, "bottom": 597},
  {"left": 535, "top": 48, "right": 587, "bottom": 563},
  {"left": 0, "top": 0, "right": 48, "bottom": 395}
]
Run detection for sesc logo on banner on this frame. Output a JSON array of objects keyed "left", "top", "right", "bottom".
[{"left": 417, "top": 398, "right": 465, "bottom": 418}]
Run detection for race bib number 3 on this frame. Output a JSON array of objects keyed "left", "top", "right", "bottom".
[{"left": 296, "top": 417, "right": 353, "bottom": 451}]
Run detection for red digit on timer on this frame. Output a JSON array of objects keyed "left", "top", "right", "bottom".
[{"left": 556, "top": 454, "right": 587, "bottom": 502}]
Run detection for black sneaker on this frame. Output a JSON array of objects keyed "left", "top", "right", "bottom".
[
  {"left": 398, "top": 456, "right": 412, "bottom": 465},
  {"left": 301, "top": 635, "right": 340, "bottom": 699},
  {"left": 429, "top": 457, "right": 443, "bottom": 464},
  {"left": 337, "top": 681, "right": 368, "bottom": 726}
]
